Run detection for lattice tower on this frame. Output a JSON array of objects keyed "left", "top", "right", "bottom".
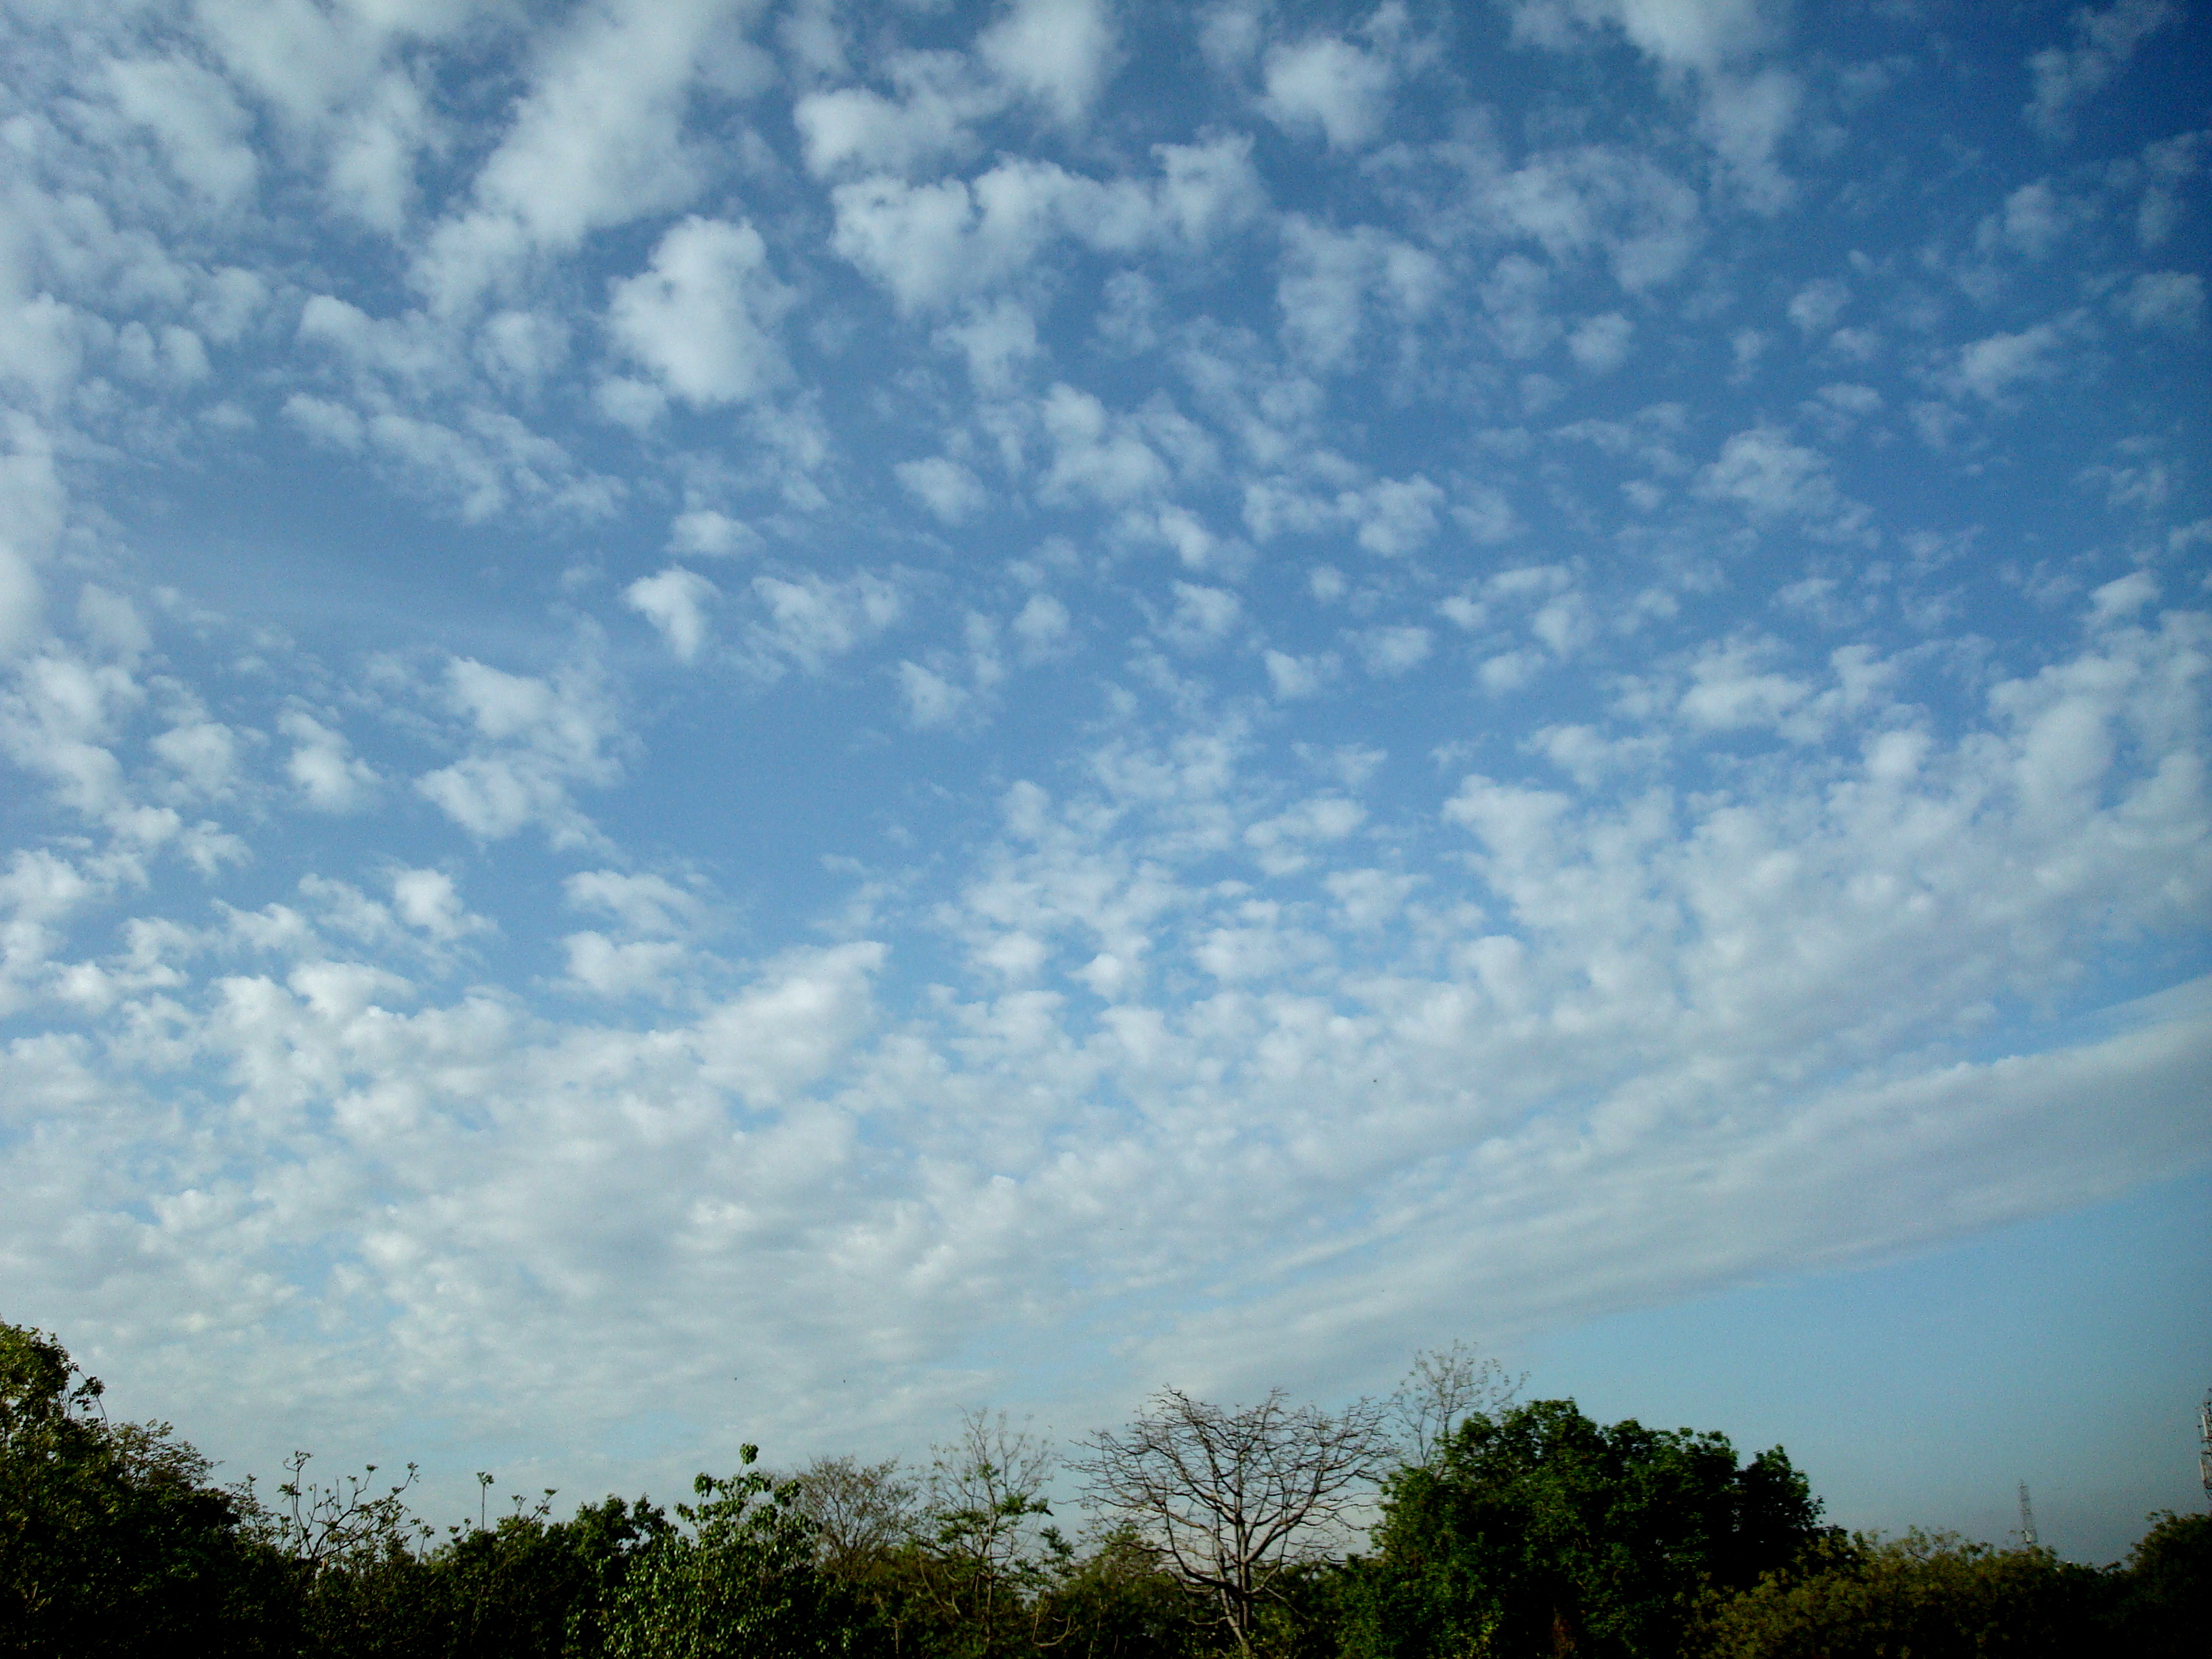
[{"left": 2199, "top": 1388, "right": 2211, "bottom": 1513}]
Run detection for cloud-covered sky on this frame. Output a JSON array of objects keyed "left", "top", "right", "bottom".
[{"left": 3, "top": 0, "right": 2206, "bottom": 1555}]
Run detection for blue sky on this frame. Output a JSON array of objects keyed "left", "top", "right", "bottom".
[{"left": 1, "top": 0, "right": 2206, "bottom": 1563}]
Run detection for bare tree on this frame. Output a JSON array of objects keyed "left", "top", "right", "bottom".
[
  {"left": 916, "top": 1408, "right": 1062, "bottom": 1659},
  {"left": 789, "top": 1454, "right": 918, "bottom": 1577},
  {"left": 1388, "top": 1342, "right": 1523, "bottom": 1469},
  {"left": 1073, "top": 1388, "right": 1390, "bottom": 1654}
]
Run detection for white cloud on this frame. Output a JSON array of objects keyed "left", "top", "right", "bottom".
[
  {"left": 567, "top": 869, "right": 703, "bottom": 936},
  {"left": 608, "top": 218, "right": 792, "bottom": 407},
  {"left": 1038, "top": 384, "right": 1172, "bottom": 507},
  {"left": 415, "top": 658, "right": 623, "bottom": 845},
  {"left": 1261, "top": 33, "right": 1396, "bottom": 151},
  {"left": 897, "top": 457, "right": 989, "bottom": 523},
  {"left": 283, "top": 393, "right": 365, "bottom": 451},
  {"left": 977, "top": 0, "right": 1120, "bottom": 126},
  {"left": 1010, "top": 593, "right": 1071, "bottom": 662},
  {"left": 897, "top": 659, "right": 970, "bottom": 729},
  {"left": 935, "top": 299, "right": 1042, "bottom": 396},
  {"left": 0, "top": 543, "right": 46, "bottom": 661},
  {"left": 1673, "top": 636, "right": 1815, "bottom": 737},
  {"left": 151, "top": 720, "right": 243, "bottom": 798},
  {"left": 744, "top": 573, "right": 904, "bottom": 677},
  {"left": 480, "top": 309, "right": 571, "bottom": 389},
  {"left": 413, "top": 0, "right": 750, "bottom": 308},
  {"left": 1278, "top": 218, "right": 1439, "bottom": 371},
  {"left": 796, "top": 52, "right": 1000, "bottom": 179},
  {"left": 1338, "top": 475, "right": 1443, "bottom": 556},
  {"left": 831, "top": 139, "right": 1262, "bottom": 312},
  {"left": 7, "top": 0, "right": 2211, "bottom": 1542},
  {"left": 1697, "top": 67, "right": 1800, "bottom": 212},
  {"left": 278, "top": 711, "right": 378, "bottom": 813},
  {"left": 1508, "top": 0, "right": 1778, "bottom": 75},
  {"left": 595, "top": 377, "right": 668, "bottom": 431},
  {"left": 1157, "top": 581, "right": 1242, "bottom": 652},
  {"left": 1696, "top": 426, "right": 1864, "bottom": 536},
  {"left": 2116, "top": 272, "right": 2205, "bottom": 333},
  {"left": 105, "top": 56, "right": 260, "bottom": 206},
  {"left": 1568, "top": 311, "right": 1634, "bottom": 373},
  {"left": 1263, "top": 649, "right": 1336, "bottom": 699},
  {"left": 1244, "top": 793, "right": 1366, "bottom": 874},
  {"left": 2025, "top": 0, "right": 2175, "bottom": 140},
  {"left": 2088, "top": 570, "right": 2159, "bottom": 626},
  {"left": 1462, "top": 142, "right": 1703, "bottom": 291},
  {"left": 1986, "top": 180, "right": 2070, "bottom": 258},
  {"left": 1952, "top": 319, "right": 2070, "bottom": 402},
  {"left": 1786, "top": 277, "right": 1849, "bottom": 334},
  {"left": 1354, "top": 625, "right": 1432, "bottom": 676},
  {"left": 391, "top": 868, "right": 491, "bottom": 943},
  {"left": 625, "top": 567, "right": 719, "bottom": 662},
  {"left": 562, "top": 930, "right": 691, "bottom": 999},
  {"left": 1479, "top": 254, "right": 1560, "bottom": 361},
  {"left": 669, "top": 510, "right": 760, "bottom": 558}
]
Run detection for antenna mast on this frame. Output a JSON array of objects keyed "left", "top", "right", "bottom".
[
  {"left": 2199, "top": 1388, "right": 2211, "bottom": 1513},
  {"left": 2017, "top": 1481, "right": 2039, "bottom": 1548}
]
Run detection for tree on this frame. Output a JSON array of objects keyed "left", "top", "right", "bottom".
[
  {"left": 1388, "top": 1344, "right": 1523, "bottom": 1471},
  {"left": 1, "top": 1322, "right": 293, "bottom": 1658},
  {"left": 1344, "top": 1399, "right": 1829, "bottom": 1659},
  {"left": 791, "top": 1454, "right": 919, "bottom": 1582},
  {"left": 1073, "top": 1387, "right": 1391, "bottom": 1655},
  {"left": 602, "top": 1445, "right": 854, "bottom": 1659},
  {"left": 907, "top": 1409, "right": 1064, "bottom": 1659},
  {"left": 1031, "top": 1525, "right": 1206, "bottom": 1659},
  {"left": 2104, "top": 1509, "right": 2211, "bottom": 1658},
  {"left": 1696, "top": 1530, "right": 2107, "bottom": 1659}
]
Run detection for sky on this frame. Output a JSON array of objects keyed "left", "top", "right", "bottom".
[{"left": 1, "top": 0, "right": 2207, "bottom": 1567}]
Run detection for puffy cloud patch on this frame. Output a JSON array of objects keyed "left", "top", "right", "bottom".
[
  {"left": 2116, "top": 272, "right": 2205, "bottom": 333},
  {"left": 2024, "top": 0, "right": 2176, "bottom": 140},
  {"left": 1951, "top": 319, "right": 2072, "bottom": 403},
  {"left": 742, "top": 573, "right": 905, "bottom": 678},
  {"left": 830, "top": 138, "right": 1262, "bottom": 312},
  {"left": 626, "top": 567, "right": 719, "bottom": 662},
  {"left": 1260, "top": 24, "right": 1399, "bottom": 151},
  {"left": 978, "top": 0, "right": 1121, "bottom": 126},
  {"left": 415, "top": 659, "right": 625, "bottom": 846},
  {"left": 607, "top": 218, "right": 792, "bottom": 408}
]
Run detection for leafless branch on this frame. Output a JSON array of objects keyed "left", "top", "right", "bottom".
[
  {"left": 1073, "top": 1387, "right": 1389, "bottom": 1653},
  {"left": 790, "top": 1453, "right": 919, "bottom": 1576},
  {"left": 1389, "top": 1342, "right": 1523, "bottom": 1467}
]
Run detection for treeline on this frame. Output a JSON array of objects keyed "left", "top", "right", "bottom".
[{"left": 3, "top": 1324, "right": 2203, "bottom": 1658}]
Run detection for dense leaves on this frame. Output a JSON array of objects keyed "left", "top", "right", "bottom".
[
  {"left": 1, "top": 1324, "right": 291, "bottom": 1658},
  {"left": 1342, "top": 1399, "right": 1830, "bottom": 1659},
  {"left": 602, "top": 1453, "right": 846, "bottom": 1659},
  {"left": 5, "top": 1325, "right": 2205, "bottom": 1658},
  {"left": 1698, "top": 1532, "right": 2111, "bottom": 1658}
]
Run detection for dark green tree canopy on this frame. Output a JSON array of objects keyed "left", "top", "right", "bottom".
[
  {"left": 1347, "top": 1398, "right": 1830, "bottom": 1659},
  {"left": 8, "top": 1322, "right": 2203, "bottom": 1659},
  {"left": 2, "top": 1323, "right": 290, "bottom": 1658}
]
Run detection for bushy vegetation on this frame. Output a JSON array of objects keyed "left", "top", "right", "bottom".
[{"left": 3, "top": 1322, "right": 2203, "bottom": 1657}]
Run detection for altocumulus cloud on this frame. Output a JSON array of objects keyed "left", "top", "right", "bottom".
[{"left": 0, "top": 0, "right": 2205, "bottom": 1514}]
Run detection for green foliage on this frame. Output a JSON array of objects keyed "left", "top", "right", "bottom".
[
  {"left": 1343, "top": 1398, "right": 1830, "bottom": 1659},
  {"left": 601, "top": 1446, "right": 855, "bottom": 1659},
  {"left": 1029, "top": 1525, "right": 1208, "bottom": 1659},
  {"left": 2102, "top": 1509, "right": 2211, "bottom": 1658},
  {"left": 1, "top": 1322, "right": 293, "bottom": 1658},
  {"left": 9, "top": 1319, "right": 2207, "bottom": 1659},
  {"left": 285, "top": 1480, "right": 669, "bottom": 1659},
  {"left": 1695, "top": 1531, "right": 2109, "bottom": 1658},
  {"left": 830, "top": 1409, "right": 1073, "bottom": 1659}
]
